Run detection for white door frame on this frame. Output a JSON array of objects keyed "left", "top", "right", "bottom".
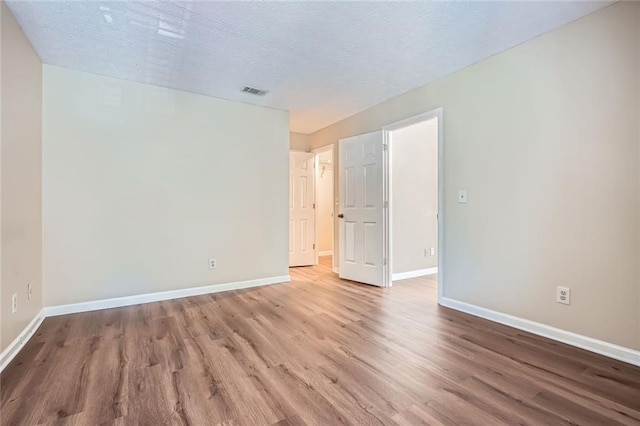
[
  {"left": 382, "top": 108, "right": 444, "bottom": 302},
  {"left": 311, "top": 144, "right": 334, "bottom": 266}
]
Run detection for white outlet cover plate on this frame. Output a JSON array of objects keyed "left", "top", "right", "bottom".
[
  {"left": 458, "top": 190, "right": 467, "bottom": 203},
  {"left": 557, "top": 286, "right": 571, "bottom": 305}
]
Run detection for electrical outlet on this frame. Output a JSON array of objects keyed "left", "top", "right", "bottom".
[
  {"left": 430, "top": 247, "right": 436, "bottom": 256},
  {"left": 556, "top": 286, "right": 571, "bottom": 305},
  {"left": 209, "top": 258, "right": 217, "bottom": 269},
  {"left": 11, "top": 293, "right": 18, "bottom": 313},
  {"left": 28, "top": 283, "right": 33, "bottom": 300}
]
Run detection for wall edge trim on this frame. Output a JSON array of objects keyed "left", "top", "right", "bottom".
[
  {"left": 392, "top": 267, "right": 438, "bottom": 281},
  {"left": 440, "top": 297, "right": 640, "bottom": 367},
  {"left": 0, "top": 275, "right": 290, "bottom": 373},
  {"left": 45, "top": 275, "right": 291, "bottom": 317},
  {"left": 0, "top": 308, "right": 46, "bottom": 373}
]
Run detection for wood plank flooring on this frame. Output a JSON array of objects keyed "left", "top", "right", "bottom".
[{"left": 2, "top": 256, "right": 640, "bottom": 425}]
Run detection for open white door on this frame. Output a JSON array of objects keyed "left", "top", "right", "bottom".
[
  {"left": 289, "top": 151, "right": 316, "bottom": 267},
  {"left": 338, "top": 131, "right": 387, "bottom": 286}
]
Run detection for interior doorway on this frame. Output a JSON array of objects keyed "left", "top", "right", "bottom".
[
  {"left": 288, "top": 148, "right": 335, "bottom": 268},
  {"left": 334, "top": 108, "right": 443, "bottom": 296},
  {"left": 388, "top": 117, "right": 439, "bottom": 279},
  {"left": 313, "top": 145, "right": 334, "bottom": 264},
  {"left": 384, "top": 110, "right": 441, "bottom": 296}
]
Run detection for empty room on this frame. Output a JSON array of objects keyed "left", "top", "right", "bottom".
[{"left": 2, "top": 1, "right": 640, "bottom": 425}]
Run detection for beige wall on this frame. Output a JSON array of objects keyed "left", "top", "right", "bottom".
[
  {"left": 43, "top": 65, "right": 289, "bottom": 306},
  {"left": 290, "top": 132, "right": 310, "bottom": 152},
  {"left": 1, "top": 3, "right": 43, "bottom": 352},
  {"left": 392, "top": 118, "right": 438, "bottom": 274},
  {"left": 310, "top": 3, "right": 640, "bottom": 350},
  {"left": 316, "top": 149, "right": 333, "bottom": 253}
]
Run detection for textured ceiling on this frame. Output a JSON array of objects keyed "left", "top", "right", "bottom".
[{"left": 7, "top": 1, "right": 610, "bottom": 133}]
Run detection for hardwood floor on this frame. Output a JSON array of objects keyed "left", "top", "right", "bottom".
[{"left": 2, "top": 256, "right": 640, "bottom": 425}]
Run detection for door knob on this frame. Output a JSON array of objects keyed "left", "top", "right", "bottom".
[{"left": 338, "top": 214, "right": 344, "bottom": 219}]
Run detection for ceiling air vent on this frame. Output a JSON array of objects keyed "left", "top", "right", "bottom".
[{"left": 242, "top": 86, "right": 268, "bottom": 96}]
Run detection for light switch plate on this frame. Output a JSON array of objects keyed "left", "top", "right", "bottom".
[{"left": 458, "top": 190, "right": 467, "bottom": 203}]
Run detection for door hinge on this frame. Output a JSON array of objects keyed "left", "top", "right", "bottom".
[
  {"left": 383, "top": 144, "right": 388, "bottom": 152},
  {"left": 313, "top": 244, "right": 315, "bottom": 249},
  {"left": 313, "top": 203, "right": 316, "bottom": 209},
  {"left": 383, "top": 258, "right": 387, "bottom": 266},
  {"left": 383, "top": 201, "right": 389, "bottom": 208}
]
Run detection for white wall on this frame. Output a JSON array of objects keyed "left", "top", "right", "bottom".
[
  {"left": 392, "top": 118, "right": 438, "bottom": 274},
  {"left": 43, "top": 65, "right": 290, "bottom": 307},
  {"left": 316, "top": 149, "right": 333, "bottom": 254},
  {"left": 1, "top": 2, "right": 43, "bottom": 352},
  {"left": 310, "top": 3, "right": 640, "bottom": 351}
]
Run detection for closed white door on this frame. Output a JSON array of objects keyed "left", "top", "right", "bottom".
[
  {"left": 289, "top": 151, "right": 316, "bottom": 267},
  {"left": 338, "top": 131, "right": 386, "bottom": 286}
]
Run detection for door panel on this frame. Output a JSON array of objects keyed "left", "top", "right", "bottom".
[
  {"left": 289, "top": 152, "right": 316, "bottom": 267},
  {"left": 338, "top": 131, "right": 386, "bottom": 286}
]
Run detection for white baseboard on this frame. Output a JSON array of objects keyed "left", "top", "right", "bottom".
[
  {"left": 45, "top": 275, "right": 291, "bottom": 317},
  {"left": 0, "top": 309, "right": 46, "bottom": 373},
  {"left": 318, "top": 251, "right": 333, "bottom": 257},
  {"left": 6, "top": 279, "right": 637, "bottom": 375},
  {"left": 440, "top": 297, "right": 640, "bottom": 367},
  {"left": 1, "top": 275, "right": 290, "bottom": 373},
  {"left": 392, "top": 267, "right": 438, "bottom": 281}
]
